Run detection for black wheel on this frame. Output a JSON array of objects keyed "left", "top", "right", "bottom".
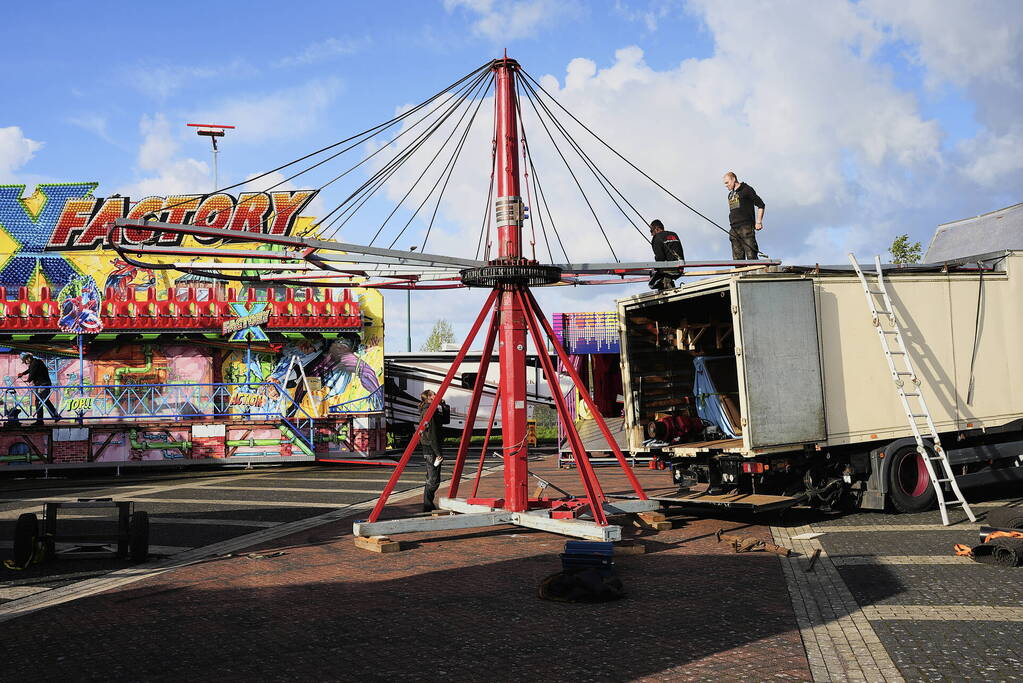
[
  {"left": 986, "top": 507, "right": 1023, "bottom": 530},
  {"left": 129, "top": 511, "right": 150, "bottom": 562},
  {"left": 887, "top": 446, "right": 937, "bottom": 513},
  {"left": 13, "top": 513, "right": 39, "bottom": 568}
]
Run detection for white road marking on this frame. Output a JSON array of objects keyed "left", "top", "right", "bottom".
[
  {"left": 197, "top": 485, "right": 388, "bottom": 494},
  {"left": 830, "top": 555, "right": 974, "bottom": 566},
  {"left": 0, "top": 586, "right": 51, "bottom": 600},
  {"left": 149, "top": 517, "right": 279, "bottom": 528},
  {"left": 861, "top": 605, "right": 1023, "bottom": 621},
  {"left": 811, "top": 523, "right": 981, "bottom": 532}
]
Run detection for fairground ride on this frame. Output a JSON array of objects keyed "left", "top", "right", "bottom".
[{"left": 113, "top": 56, "right": 778, "bottom": 542}]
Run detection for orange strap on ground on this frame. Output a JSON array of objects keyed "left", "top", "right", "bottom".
[{"left": 953, "top": 544, "right": 973, "bottom": 557}]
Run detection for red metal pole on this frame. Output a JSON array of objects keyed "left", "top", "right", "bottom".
[
  {"left": 367, "top": 289, "right": 499, "bottom": 522},
  {"left": 516, "top": 289, "right": 607, "bottom": 525},
  {"left": 447, "top": 308, "right": 500, "bottom": 498},
  {"left": 470, "top": 393, "right": 500, "bottom": 498},
  {"left": 525, "top": 289, "right": 650, "bottom": 500},
  {"left": 492, "top": 57, "right": 530, "bottom": 512}
]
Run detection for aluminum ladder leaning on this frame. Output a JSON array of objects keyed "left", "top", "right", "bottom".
[{"left": 847, "top": 253, "right": 976, "bottom": 526}]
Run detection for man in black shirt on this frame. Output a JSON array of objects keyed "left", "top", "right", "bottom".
[
  {"left": 648, "top": 219, "right": 685, "bottom": 291},
  {"left": 723, "top": 172, "right": 765, "bottom": 260},
  {"left": 646, "top": 219, "right": 687, "bottom": 292},
  {"left": 17, "top": 352, "right": 60, "bottom": 425}
]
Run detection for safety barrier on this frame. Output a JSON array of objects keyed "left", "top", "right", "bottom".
[{"left": 1, "top": 382, "right": 316, "bottom": 451}]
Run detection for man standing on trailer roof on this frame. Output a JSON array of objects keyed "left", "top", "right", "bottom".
[{"left": 723, "top": 172, "right": 765, "bottom": 260}]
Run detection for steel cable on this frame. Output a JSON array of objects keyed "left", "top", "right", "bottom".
[{"left": 520, "top": 68, "right": 768, "bottom": 258}]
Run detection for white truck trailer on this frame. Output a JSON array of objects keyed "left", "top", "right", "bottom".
[{"left": 616, "top": 249, "right": 1023, "bottom": 513}]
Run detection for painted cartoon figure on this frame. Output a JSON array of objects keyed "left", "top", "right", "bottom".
[
  {"left": 104, "top": 259, "right": 156, "bottom": 297},
  {"left": 57, "top": 275, "right": 102, "bottom": 334},
  {"left": 270, "top": 334, "right": 382, "bottom": 413}
]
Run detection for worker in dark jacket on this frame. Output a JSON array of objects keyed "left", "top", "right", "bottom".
[
  {"left": 648, "top": 219, "right": 686, "bottom": 291},
  {"left": 17, "top": 352, "right": 60, "bottom": 425},
  {"left": 723, "top": 172, "right": 765, "bottom": 260},
  {"left": 417, "top": 389, "right": 449, "bottom": 512}
]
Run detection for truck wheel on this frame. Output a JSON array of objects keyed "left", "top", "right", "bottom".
[
  {"left": 888, "top": 446, "right": 936, "bottom": 513},
  {"left": 986, "top": 508, "right": 1023, "bottom": 530},
  {"left": 129, "top": 511, "right": 150, "bottom": 562},
  {"left": 13, "top": 513, "right": 39, "bottom": 568}
]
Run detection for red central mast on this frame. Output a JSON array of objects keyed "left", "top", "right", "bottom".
[
  {"left": 359, "top": 55, "right": 652, "bottom": 541},
  {"left": 493, "top": 58, "right": 530, "bottom": 511}
]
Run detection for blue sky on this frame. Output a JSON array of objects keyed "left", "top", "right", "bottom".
[{"left": 2, "top": 1, "right": 1021, "bottom": 349}]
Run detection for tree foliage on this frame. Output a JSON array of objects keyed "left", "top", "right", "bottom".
[
  {"left": 889, "top": 234, "right": 922, "bottom": 264},
  {"left": 420, "top": 319, "right": 456, "bottom": 351}
]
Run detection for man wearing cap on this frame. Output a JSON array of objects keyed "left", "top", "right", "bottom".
[
  {"left": 17, "top": 352, "right": 60, "bottom": 425},
  {"left": 648, "top": 219, "right": 686, "bottom": 291}
]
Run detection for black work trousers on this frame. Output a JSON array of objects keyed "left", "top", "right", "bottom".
[
  {"left": 34, "top": 387, "right": 60, "bottom": 422},
  {"left": 729, "top": 222, "right": 759, "bottom": 260},
  {"left": 421, "top": 444, "right": 442, "bottom": 511}
]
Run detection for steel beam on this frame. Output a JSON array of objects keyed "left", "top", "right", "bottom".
[
  {"left": 511, "top": 511, "right": 623, "bottom": 542},
  {"left": 353, "top": 511, "right": 513, "bottom": 537}
]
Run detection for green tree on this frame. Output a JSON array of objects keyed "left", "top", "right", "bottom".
[
  {"left": 421, "top": 319, "right": 456, "bottom": 351},
  {"left": 889, "top": 234, "right": 922, "bottom": 264}
]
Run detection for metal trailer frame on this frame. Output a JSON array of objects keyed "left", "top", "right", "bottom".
[{"left": 616, "top": 251, "right": 1023, "bottom": 510}]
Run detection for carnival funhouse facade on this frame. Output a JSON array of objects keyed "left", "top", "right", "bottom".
[{"left": 0, "top": 182, "right": 385, "bottom": 469}]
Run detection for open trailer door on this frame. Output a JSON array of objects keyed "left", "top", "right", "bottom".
[{"left": 736, "top": 278, "right": 826, "bottom": 449}]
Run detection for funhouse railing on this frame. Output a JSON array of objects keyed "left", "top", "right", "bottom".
[{"left": 2, "top": 382, "right": 315, "bottom": 451}]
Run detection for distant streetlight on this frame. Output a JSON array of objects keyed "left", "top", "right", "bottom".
[{"left": 187, "top": 123, "right": 235, "bottom": 192}]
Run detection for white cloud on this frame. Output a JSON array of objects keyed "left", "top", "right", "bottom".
[
  {"left": 117, "top": 113, "right": 210, "bottom": 198},
  {"left": 958, "top": 124, "right": 1023, "bottom": 186},
  {"left": 613, "top": 0, "right": 683, "bottom": 32},
  {"left": 187, "top": 78, "right": 343, "bottom": 144},
  {"left": 444, "top": 0, "right": 582, "bottom": 41},
  {"left": 0, "top": 127, "right": 44, "bottom": 183},
  {"left": 375, "top": 1, "right": 1023, "bottom": 349},
  {"left": 123, "top": 58, "right": 257, "bottom": 100},
  {"left": 67, "top": 114, "right": 117, "bottom": 145},
  {"left": 862, "top": 0, "right": 1023, "bottom": 90},
  {"left": 274, "top": 36, "right": 370, "bottom": 68}
]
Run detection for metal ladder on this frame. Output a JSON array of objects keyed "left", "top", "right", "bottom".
[{"left": 848, "top": 254, "right": 975, "bottom": 526}]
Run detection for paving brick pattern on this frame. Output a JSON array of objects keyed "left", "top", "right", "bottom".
[
  {"left": 776, "top": 497, "right": 1023, "bottom": 682},
  {"left": 0, "top": 457, "right": 813, "bottom": 682},
  {"left": 870, "top": 620, "right": 1023, "bottom": 682},
  {"left": 772, "top": 524, "right": 904, "bottom": 682},
  {"left": 839, "top": 563, "right": 1023, "bottom": 607}
]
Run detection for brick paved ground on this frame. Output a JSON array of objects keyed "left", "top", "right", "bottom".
[
  {"left": 4, "top": 454, "right": 1020, "bottom": 681},
  {"left": 774, "top": 484, "right": 1023, "bottom": 683},
  {"left": 0, "top": 456, "right": 811, "bottom": 682}
]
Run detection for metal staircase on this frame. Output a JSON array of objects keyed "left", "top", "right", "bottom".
[{"left": 848, "top": 254, "right": 975, "bottom": 525}]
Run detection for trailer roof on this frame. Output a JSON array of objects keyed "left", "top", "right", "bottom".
[{"left": 925, "top": 202, "right": 1023, "bottom": 262}]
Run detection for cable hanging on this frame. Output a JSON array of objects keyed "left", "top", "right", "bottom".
[{"left": 519, "top": 67, "right": 767, "bottom": 258}]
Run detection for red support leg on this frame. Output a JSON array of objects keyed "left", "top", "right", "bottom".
[
  {"left": 524, "top": 289, "right": 649, "bottom": 500},
  {"left": 515, "top": 288, "right": 608, "bottom": 526},
  {"left": 470, "top": 392, "right": 500, "bottom": 498},
  {"left": 448, "top": 307, "right": 500, "bottom": 498},
  {"left": 367, "top": 290, "right": 499, "bottom": 522}
]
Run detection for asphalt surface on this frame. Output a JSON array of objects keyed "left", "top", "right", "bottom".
[
  {"left": 0, "top": 461, "right": 437, "bottom": 602},
  {"left": 807, "top": 484, "right": 1023, "bottom": 683}
]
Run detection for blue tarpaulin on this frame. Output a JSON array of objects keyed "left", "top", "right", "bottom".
[{"left": 693, "top": 356, "right": 739, "bottom": 438}]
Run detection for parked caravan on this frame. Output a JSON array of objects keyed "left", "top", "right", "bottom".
[
  {"left": 384, "top": 352, "right": 562, "bottom": 437},
  {"left": 617, "top": 250, "right": 1023, "bottom": 513}
]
